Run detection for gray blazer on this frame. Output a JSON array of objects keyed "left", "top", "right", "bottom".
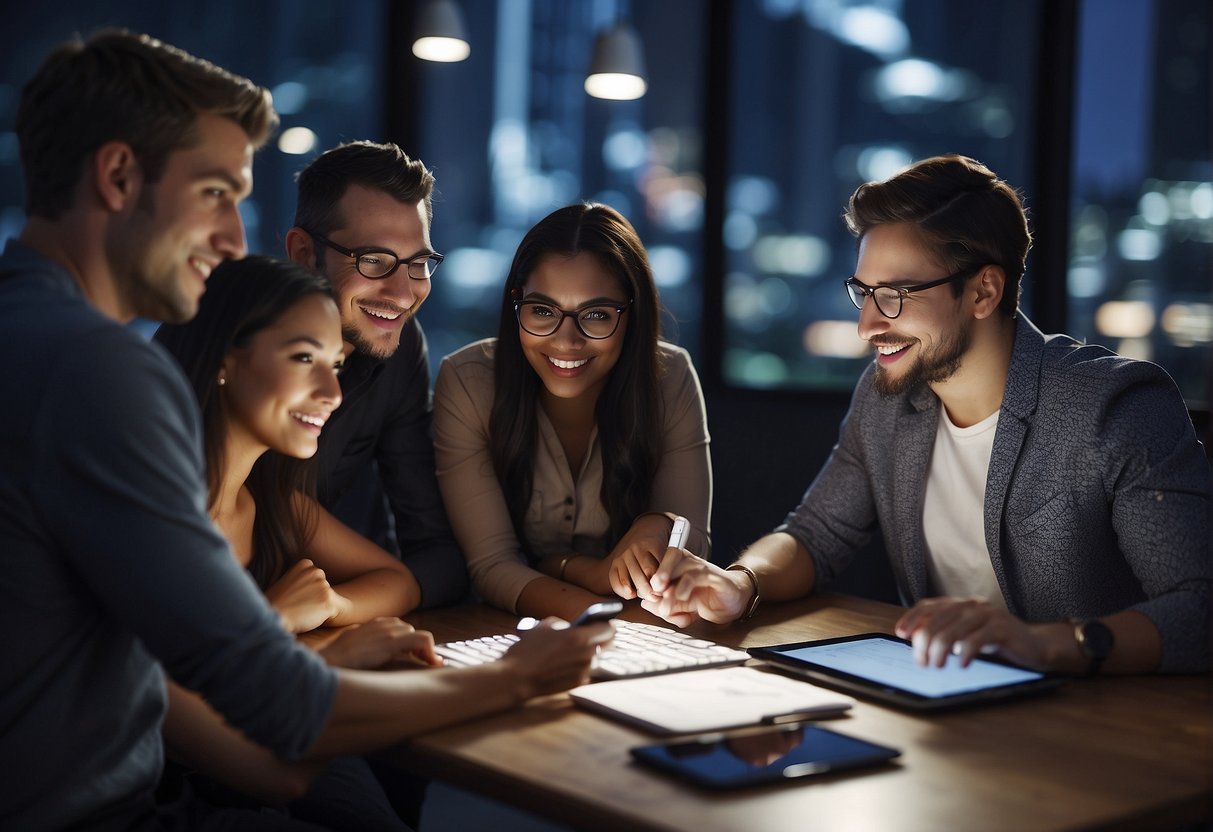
[{"left": 781, "top": 315, "right": 1210, "bottom": 672}]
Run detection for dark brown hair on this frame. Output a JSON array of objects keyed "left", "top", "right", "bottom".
[
  {"left": 844, "top": 154, "right": 1032, "bottom": 317},
  {"left": 154, "top": 256, "right": 335, "bottom": 588},
  {"left": 490, "top": 203, "right": 663, "bottom": 546},
  {"left": 17, "top": 28, "right": 276, "bottom": 219},
  {"left": 293, "top": 141, "right": 435, "bottom": 255}
]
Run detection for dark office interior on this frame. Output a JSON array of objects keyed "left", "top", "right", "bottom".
[{"left": 1, "top": 3, "right": 1209, "bottom": 826}]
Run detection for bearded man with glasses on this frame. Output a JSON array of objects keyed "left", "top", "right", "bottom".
[
  {"left": 285, "top": 141, "right": 467, "bottom": 618},
  {"left": 643, "top": 154, "right": 1209, "bottom": 678}
]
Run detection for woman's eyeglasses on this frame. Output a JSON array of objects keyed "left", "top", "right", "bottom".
[{"left": 513, "top": 299, "right": 632, "bottom": 339}]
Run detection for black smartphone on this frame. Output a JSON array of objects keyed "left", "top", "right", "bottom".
[
  {"left": 570, "top": 599, "right": 624, "bottom": 627},
  {"left": 631, "top": 724, "right": 899, "bottom": 790}
]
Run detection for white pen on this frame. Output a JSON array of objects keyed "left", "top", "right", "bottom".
[{"left": 666, "top": 515, "right": 690, "bottom": 550}]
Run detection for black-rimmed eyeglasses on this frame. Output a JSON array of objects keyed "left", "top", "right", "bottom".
[
  {"left": 302, "top": 227, "right": 444, "bottom": 281},
  {"left": 844, "top": 266, "right": 980, "bottom": 320},
  {"left": 514, "top": 299, "right": 632, "bottom": 339}
]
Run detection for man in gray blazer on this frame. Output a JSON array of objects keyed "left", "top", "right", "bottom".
[{"left": 644, "top": 154, "right": 1210, "bottom": 675}]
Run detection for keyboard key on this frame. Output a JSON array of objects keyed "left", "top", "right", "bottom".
[{"left": 435, "top": 620, "right": 749, "bottom": 681}]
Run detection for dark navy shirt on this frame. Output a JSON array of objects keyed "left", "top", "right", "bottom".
[
  {"left": 0, "top": 241, "right": 337, "bottom": 829},
  {"left": 316, "top": 319, "right": 468, "bottom": 608}
]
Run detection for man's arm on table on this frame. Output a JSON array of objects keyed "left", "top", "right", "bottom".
[
  {"left": 310, "top": 620, "right": 611, "bottom": 757},
  {"left": 644, "top": 532, "right": 817, "bottom": 626}
]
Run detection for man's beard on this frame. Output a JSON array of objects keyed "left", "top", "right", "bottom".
[
  {"left": 873, "top": 319, "right": 970, "bottom": 397},
  {"left": 343, "top": 315, "right": 411, "bottom": 360}
]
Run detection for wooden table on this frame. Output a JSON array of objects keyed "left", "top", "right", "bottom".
[{"left": 401, "top": 594, "right": 1211, "bottom": 832}]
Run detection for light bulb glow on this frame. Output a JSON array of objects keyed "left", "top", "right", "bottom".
[
  {"left": 412, "top": 36, "right": 470, "bottom": 62},
  {"left": 585, "top": 72, "right": 646, "bottom": 100}
]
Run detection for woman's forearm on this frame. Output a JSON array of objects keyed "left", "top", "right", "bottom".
[{"left": 327, "top": 568, "right": 421, "bottom": 625}]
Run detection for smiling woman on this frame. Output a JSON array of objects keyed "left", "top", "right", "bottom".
[
  {"left": 433, "top": 203, "right": 713, "bottom": 621},
  {"left": 154, "top": 254, "right": 421, "bottom": 625},
  {"left": 152, "top": 254, "right": 429, "bottom": 826}
]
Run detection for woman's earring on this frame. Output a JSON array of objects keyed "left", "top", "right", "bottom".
[{"left": 217, "top": 375, "right": 227, "bottom": 387}]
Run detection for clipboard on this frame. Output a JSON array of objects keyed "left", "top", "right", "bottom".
[{"left": 569, "top": 665, "right": 853, "bottom": 735}]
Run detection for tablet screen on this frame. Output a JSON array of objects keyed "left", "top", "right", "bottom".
[
  {"left": 750, "top": 633, "right": 1060, "bottom": 709},
  {"left": 778, "top": 636, "right": 1042, "bottom": 698}
]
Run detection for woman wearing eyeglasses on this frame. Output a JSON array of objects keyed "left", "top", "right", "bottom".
[{"left": 433, "top": 203, "right": 712, "bottom": 620}]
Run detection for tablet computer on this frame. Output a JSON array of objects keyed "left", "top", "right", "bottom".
[
  {"left": 749, "top": 632, "right": 1063, "bottom": 712},
  {"left": 631, "top": 723, "right": 900, "bottom": 790}
]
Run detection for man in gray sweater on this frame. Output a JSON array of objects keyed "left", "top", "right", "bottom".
[{"left": 644, "top": 155, "right": 1209, "bottom": 676}]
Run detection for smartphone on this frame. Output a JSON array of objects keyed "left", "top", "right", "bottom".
[
  {"left": 570, "top": 599, "right": 624, "bottom": 627},
  {"left": 631, "top": 724, "right": 899, "bottom": 789}
]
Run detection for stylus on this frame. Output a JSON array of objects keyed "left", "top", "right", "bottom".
[{"left": 667, "top": 516, "right": 690, "bottom": 550}]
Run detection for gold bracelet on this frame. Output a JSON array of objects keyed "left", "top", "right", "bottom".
[
  {"left": 558, "top": 555, "right": 574, "bottom": 581},
  {"left": 724, "top": 563, "right": 761, "bottom": 621}
]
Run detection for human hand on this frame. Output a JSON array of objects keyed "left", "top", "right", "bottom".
[
  {"left": 640, "top": 550, "right": 751, "bottom": 628},
  {"left": 894, "top": 597, "right": 1049, "bottom": 670},
  {"left": 606, "top": 514, "right": 679, "bottom": 600},
  {"left": 264, "top": 558, "right": 343, "bottom": 634},
  {"left": 500, "top": 618, "right": 614, "bottom": 698},
  {"left": 318, "top": 618, "right": 442, "bottom": 670}
]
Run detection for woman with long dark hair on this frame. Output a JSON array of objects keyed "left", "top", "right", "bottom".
[
  {"left": 155, "top": 255, "right": 422, "bottom": 641},
  {"left": 434, "top": 203, "right": 711, "bottom": 620},
  {"left": 154, "top": 255, "right": 437, "bottom": 828}
]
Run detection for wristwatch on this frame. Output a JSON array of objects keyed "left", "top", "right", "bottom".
[
  {"left": 724, "top": 563, "right": 761, "bottom": 621},
  {"left": 1071, "top": 618, "right": 1114, "bottom": 676}
]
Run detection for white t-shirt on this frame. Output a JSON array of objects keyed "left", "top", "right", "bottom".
[{"left": 921, "top": 406, "right": 1007, "bottom": 609}]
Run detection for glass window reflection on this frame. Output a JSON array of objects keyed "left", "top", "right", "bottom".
[
  {"left": 723, "top": 0, "right": 1041, "bottom": 391},
  {"left": 1068, "top": 0, "right": 1210, "bottom": 405}
]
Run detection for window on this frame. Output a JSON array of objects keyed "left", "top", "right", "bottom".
[
  {"left": 721, "top": 0, "right": 1043, "bottom": 391},
  {"left": 407, "top": 0, "right": 709, "bottom": 374},
  {"left": 1067, "top": 0, "right": 1211, "bottom": 405},
  {"left": 0, "top": 1, "right": 386, "bottom": 259}
]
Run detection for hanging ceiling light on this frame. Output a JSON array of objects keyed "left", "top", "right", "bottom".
[
  {"left": 585, "top": 20, "right": 647, "bottom": 100},
  {"left": 412, "top": 0, "right": 471, "bottom": 63}
]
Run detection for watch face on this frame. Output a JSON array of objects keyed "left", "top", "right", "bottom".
[{"left": 1080, "top": 621, "right": 1114, "bottom": 659}]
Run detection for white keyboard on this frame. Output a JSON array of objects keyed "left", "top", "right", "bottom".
[{"left": 435, "top": 619, "right": 750, "bottom": 681}]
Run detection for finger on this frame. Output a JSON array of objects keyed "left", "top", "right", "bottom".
[
  {"left": 927, "top": 631, "right": 954, "bottom": 668},
  {"left": 580, "top": 620, "right": 615, "bottom": 647},
  {"left": 650, "top": 547, "right": 692, "bottom": 593},
  {"left": 924, "top": 604, "right": 994, "bottom": 668},
  {"left": 638, "top": 552, "right": 660, "bottom": 579},
  {"left": 895, "top": 601, "right": 937, "bottom": 639},
  {"left": 671, "top": 561, "right": 712, "bottom": 603},
  {"left": 624, "top": 556, "right": 655, "bottom": 600},
  {"left": 609, "top": 561, "right": 635, "bottom": 600},
  {"left": 405, "top": 632, "right": 442, "bottom": 667},
  {"left": 911, "top": 628, "right": 931, "bottom": 666},
  {"left": 952, "top": 637, "right": 989, "bottom": 668},
  {"left": 641, "top": 596, "right": 696, "bottom": 628}
]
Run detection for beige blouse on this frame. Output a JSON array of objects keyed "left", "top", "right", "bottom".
[{"left": 433, "top": 339, "right": 712, "bottom": 613}]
